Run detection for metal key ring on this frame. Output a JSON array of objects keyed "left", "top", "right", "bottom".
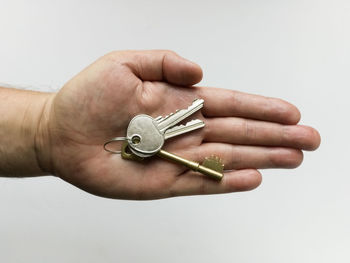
[{"left": 103, "top": 137, "right": 127, "bottom": 154}]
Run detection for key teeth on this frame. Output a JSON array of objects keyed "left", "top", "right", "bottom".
[
  {"left": 160, "top": 111, "right": 175, "bottom": 122},
  {"left": 176, "top": 119, "right": 200, "bottom": 127},
  {"left": 202, "top": 155, "right": 224, "bottom": 173},
  {"left": 188, "top": 99, "right": 203, "bottom": 110},
  {"left": 187, "top": 119, "right": 202, "bottom": 125},
  {"left": 161, "top": 100, "right": 203, "bottom": 122},
  {"left": 192, "top": 98, "right": 203, "bottom": 104},
  {"left": 163, "top": 119, "right": 204, "bottom": 134}
]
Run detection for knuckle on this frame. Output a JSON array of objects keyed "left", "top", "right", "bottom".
[
  {"left": 228, "top": 90, "right": 240, "bottom": 109},
  {"left": 203, "top": 119, "right": 214, "bottom": 140},
  {"left": 135, "top": 81, "right": 165, "bottom": 112},
  {"left": 100, "top": 50, "right": 128, "bottom": 65},
  {"left": 271, "top": 98, "right": 301, "bottom": 124},
  {"left": 198, "top": 176, "right": 208, "bottom": 195},
  {"left": 168, "top": 186, "right": 178, "bottom": 198},
  {"left": 103, "top": 50, "right": 139, "bottom": 64},
  {"left": 158, "top": 49, "right": 177, "bottom": 56},
  {"left": 242, "top": 119, "right": 256, "bottom": 142},
  {"left": 270, "top": 148, "right": 304, "bottom": 168},
  {"left": 104, "top": 50, "right": 124, "bottom": 59},
  {"left": 228, "top": 145, "right": 242, "bottom": 168}
]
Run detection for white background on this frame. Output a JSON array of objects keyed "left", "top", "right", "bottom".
[{"left": 0, "top": 0, "right": 349, "bottom": 262}]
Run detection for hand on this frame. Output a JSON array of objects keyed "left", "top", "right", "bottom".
[{"left": 39, "top": 50, "right": 321, "bottom": 200}]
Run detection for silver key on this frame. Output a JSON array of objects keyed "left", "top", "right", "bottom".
[
  {"left": 156, "top": 99, "right": 204, "bottom": 132},
  {"left": 127, "top": 99, "right": 204, "bottom": 157},
  {"left": 163, "top": 119, "right": 204, "bottom": 140}
]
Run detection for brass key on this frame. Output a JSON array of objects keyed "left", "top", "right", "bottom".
[
  {"left": 157, "top": 150, "right": 224, "bottom": 180},
  {"left": 121, "top": 142, "right": 224, "bottom": 180}
]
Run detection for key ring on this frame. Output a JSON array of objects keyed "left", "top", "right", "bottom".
[{"left": 103, "top": 137, "right": 127, "bottom": 154}]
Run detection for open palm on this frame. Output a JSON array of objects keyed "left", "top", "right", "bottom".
[{"left": 44, "top": 50, "right": 320, "bottom": 200}]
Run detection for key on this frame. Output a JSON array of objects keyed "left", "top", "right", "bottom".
[
  {"left": 121, "top": 143, "right": 224, "bottom": 180},
  {"left": 157, "top": 150, "right": 224, "bottom": 180},
  {"left": 127, "top": 99, "right": 205, "bottom": 157}
]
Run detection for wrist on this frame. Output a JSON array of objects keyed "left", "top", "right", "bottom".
[
  {"left": 34, "top": 92, "right": 55, "bottom": 175},
  {"left": 0, "top": 87, "right": 55, "bottom": 176}
]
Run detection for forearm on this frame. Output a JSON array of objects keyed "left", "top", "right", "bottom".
[{"left": 0, "top": 87, "right": 52, "bottom": 176}]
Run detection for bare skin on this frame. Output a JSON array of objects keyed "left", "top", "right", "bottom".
[{"left": 1, "top": 50, "right": 321, "bottom": 200}]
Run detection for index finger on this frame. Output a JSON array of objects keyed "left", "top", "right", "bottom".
[{"left": 195, "top": 87, "right": 301, "bottom": 125}]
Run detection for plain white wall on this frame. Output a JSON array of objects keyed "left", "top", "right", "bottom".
[{"left": 0, "top": 0, "right": 349, "bottom": 262}]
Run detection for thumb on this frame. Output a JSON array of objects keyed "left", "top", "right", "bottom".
[{"left": 115, "top": 50, "right": 203, "bottom": 86}]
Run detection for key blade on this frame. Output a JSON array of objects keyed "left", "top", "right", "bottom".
[
  {"left": 155, "top": 109, "right": 179, "bottom": 123},
  {"left": 156, "top": 112, "right": 175, "bottom": 123},
  {"left": 157, "top": 99, "right": 204, "bottom": 133},
  {"left": 163, "top": 119, "right": 205, "bottom": 140},
  {"left": 156, "top": 109, "right": 180, "bottom": 124}
]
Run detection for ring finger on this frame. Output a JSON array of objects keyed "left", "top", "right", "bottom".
[{"left": 178, "top": 142, "right": 304, "bottom": 170}]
